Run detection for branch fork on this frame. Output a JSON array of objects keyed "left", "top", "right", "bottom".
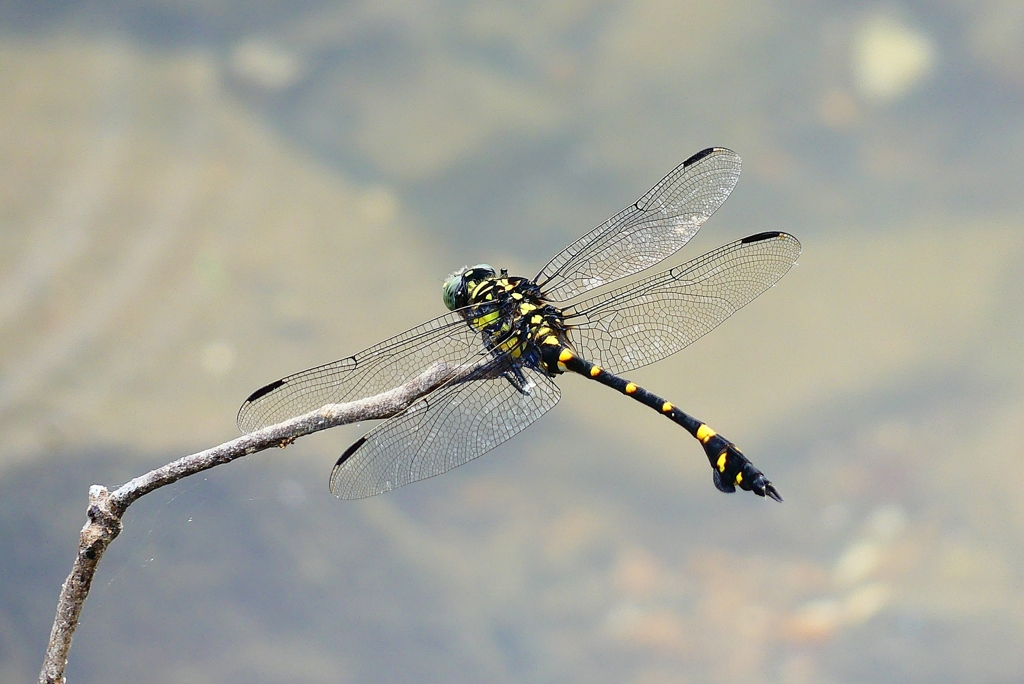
[{"left": 38, "top": 360, "right": 477, "bottom": 684}]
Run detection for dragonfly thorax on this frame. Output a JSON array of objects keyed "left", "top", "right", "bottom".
[{"left": 447, "top": 270, "right": 571, "bottom": 375}]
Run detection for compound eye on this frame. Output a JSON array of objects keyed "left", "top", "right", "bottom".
[
  {"left": 442, "top": 270, "right": 468, "bottom": 310},
  {"left": 443, "top": 264, "right": 496, "bottom": 310}
]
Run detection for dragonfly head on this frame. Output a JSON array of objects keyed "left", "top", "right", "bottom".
[{"left": 443, "top": 264, "right": 496, "bottom": 310}]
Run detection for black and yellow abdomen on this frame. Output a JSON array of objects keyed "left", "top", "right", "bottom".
[{"left": 539, "top": 343, "right": 782, "bottom": 501}]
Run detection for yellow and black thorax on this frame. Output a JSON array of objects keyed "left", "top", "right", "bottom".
[{"left": 442, "top": 264, "right": 571, "bottom": 376}]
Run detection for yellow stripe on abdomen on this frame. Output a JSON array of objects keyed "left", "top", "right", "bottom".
[{"left": 696, "top": 424, "right": 716, "bottom": 444}]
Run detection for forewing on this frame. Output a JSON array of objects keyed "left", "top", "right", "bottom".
[
  {"left": 329, "top": 362, "right": 561, "bottom": 499},
  {"left": 561, "top": 232, "right": 801, "bottom": 374},
  {"left": 535, "top": 148, "right": 742, "bottom": 303},
  {"left": 237, "top": 309, "right": 487, "bottom": 433}
]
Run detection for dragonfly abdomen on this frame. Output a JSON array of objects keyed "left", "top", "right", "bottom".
[{"left": 544, "top": 344, "right": 782, "bottom": 502}]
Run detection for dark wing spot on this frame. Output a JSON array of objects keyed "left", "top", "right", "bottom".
[
  {"left": 330, "top": 436, "right": 368, "bottom": 494},
  {"left": 682, "top": 147, "right": 717, "bottom": 167},
  {"left": 244, "top": 378, "right": 286, "bottom": 403},
  {"left": 335, "top": 436, "right": 367, "bottom": 469},
  {"left": 740, "top": 231, "right": 784, "bottom": 243}
]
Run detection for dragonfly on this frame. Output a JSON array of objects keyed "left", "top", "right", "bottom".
[{"left": 238, "top": 148, "right": 801, "bottom": 501}]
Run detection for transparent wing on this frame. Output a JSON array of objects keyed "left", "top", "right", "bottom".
[
  {"left": 329, "top": 361, "right": 560, "bottom": 499},
  {"left": 237, "top": 309, "right": 490, "bottom": 433},
  {"left": 561, "top": 232, "right": 801, "bottom": 374},
  {"left": 535, "top": 148, "right": 742, "bottom": 303}
]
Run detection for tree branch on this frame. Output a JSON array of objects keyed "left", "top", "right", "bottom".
[{"left": 38, "top": 359, "right": 476, "bottom": 684}]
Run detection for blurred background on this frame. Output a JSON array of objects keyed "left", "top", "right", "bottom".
[{"left": 2, "top": 1, "right": 1023, "bottom": 682}]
